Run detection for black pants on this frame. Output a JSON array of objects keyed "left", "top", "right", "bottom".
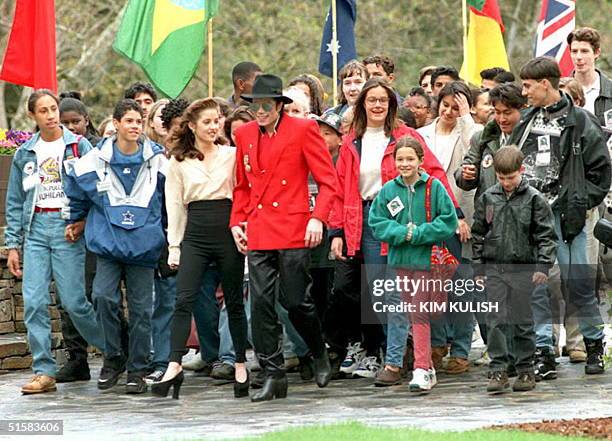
[
  {"left": 310, "top": 267, "right": 333, "bottom": 322},
  {"left": 59, "top": 251, "right": 129, "bottom": 361},
  {"left": 248, "top": 248, "right": 325, "bottom": 376},
  {"left": 170, "top": 199, "right": 247, "bottom": 364},
  {"left": 323, "top": 256, "right": 385, "bottom": 359},
  {"left": 486, "top": 269, "right": 535, "bottom": 373}
]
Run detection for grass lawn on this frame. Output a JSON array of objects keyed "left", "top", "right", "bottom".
[{"left": 214, "top": 422, "right": 592, "bottom": 441}]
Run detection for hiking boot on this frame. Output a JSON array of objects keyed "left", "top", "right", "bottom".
[
  {"left": 487, "top": 370, "right": 509, "bottom": 394},
  {"left": 374, "top": 366, "right": 402, "bottom": 387},
  {"left": 56, "top": 352, "right": 90, "bottom": 383},
  {"left": 534, "top": 347, "right": 557, "bottom": 382},
  {"left": 445, "top": 357, "right": 469, "bottom": 374},
  {"left": 431, "top": 346, "right": 448, "bottom": 371},
  {"left": 339, "top": 342, "right": 366, "bottom": 375},
  {"left": 21, "top": 375, "right": 56, "bottom": 395},
  {"left": 125, "top": 374, "right": 147, "bottom": 394},
  {"left": 569, "top": 349, "right": 587, "bottom": 364},
  {"left": 512, "top": 371, "right": 536, "bottom": 392},
  {"left": 584, "top": 338, "right": 605, "bottom": 375},
  {"left": 409, "top": 368, "right": 437, "bottom": 393}
]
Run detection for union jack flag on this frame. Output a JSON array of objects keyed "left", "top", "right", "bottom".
[{"left": 535, "top": 0, "right": 576, "bottom": 76}]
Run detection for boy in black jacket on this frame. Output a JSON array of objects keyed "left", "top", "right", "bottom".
[{"left": 472, "top": 146, "right": 557, "bottom": 394}]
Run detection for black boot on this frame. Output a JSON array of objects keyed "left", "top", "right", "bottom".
[
  {"left": 56, "top": 351, "right": 91, "bottom": 383},
  {"left": 534, "top": 347, "right": 557, "bottom": 382},
  {"left": 250, "top": 376, "right": 288, "bottom": 402},
  {"left": 584, "top": 338, "right": 605, "bottom": 375},
  {"left": 313, "top": 349, "right": 332, "bottom": 388},
  {"left": 298, "top": 355, "right": 314, "bottom": 381},
  {"left": 251, "top": 370, "right": 266, "bottom": 389}
]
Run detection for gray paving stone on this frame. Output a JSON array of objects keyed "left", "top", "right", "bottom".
[{"left": 0, "top": 354, "right": 610, "bottom": 441}]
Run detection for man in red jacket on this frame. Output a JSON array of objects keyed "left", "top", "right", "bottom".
[{"left": 230, "top": 74, "right": 338, "bottom": 402}]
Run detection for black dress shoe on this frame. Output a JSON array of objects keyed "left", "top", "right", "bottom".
[
  {"left": 234, "top": 371, "right": 250, "bottom": 398},
  {"left": 313, "top": 349, "right": 332, "bottom": 388},
  {"left": 251, "top": 376, "right": 288, "bottom": 402},
  {"left": 151, "top": 370, "right": 184, "bottom": 399}
]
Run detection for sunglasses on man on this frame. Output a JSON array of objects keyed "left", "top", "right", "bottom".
[{"left": 248, "top": 102, "right": 275, "bottom": 112}]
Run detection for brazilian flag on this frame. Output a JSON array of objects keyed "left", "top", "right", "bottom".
[{"left": 113, "top": 0, "right": 219, "bottom": 98}]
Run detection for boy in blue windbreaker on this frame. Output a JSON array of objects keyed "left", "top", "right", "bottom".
[
  {"left": 64, "top": 99, "right": 168, "bottom": 394},
  {"left": 5, "top": 90, "right": 104, "bottom": 395}
]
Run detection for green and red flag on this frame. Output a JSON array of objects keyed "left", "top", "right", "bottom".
[{"left": 113, "top": 0, "right": 219, "bottom": 98}]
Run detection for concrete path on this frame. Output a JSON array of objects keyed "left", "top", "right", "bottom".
[{"left": 0, "top": 348, "right": 611, "bottom": 441}]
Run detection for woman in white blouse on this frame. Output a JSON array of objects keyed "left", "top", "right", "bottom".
[{"left": 152, "top": 99, "right": 248, "bottom": 399}]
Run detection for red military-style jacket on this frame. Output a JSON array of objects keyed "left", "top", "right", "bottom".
[{"left": 230, "top": 115, "right": 338, "bottom": 250}]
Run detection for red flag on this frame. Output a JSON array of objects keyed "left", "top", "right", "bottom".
[{"left": 0, "top": 0, "right": 57, "bottom": 92}]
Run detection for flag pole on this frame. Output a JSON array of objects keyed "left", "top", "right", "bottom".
[
  {"left": 331, "top": 0, "right": 338, "bottom": 107},
  {"left": 462, "top": 0, "right": 468, "bottom": 79},
  {"left": 208, "top": 18, "right": 214, "bottom": 97}
]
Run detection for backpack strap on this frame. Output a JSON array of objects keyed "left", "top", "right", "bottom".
[{"left": 425, "top": 176, "right": 433, "bottom": 223}]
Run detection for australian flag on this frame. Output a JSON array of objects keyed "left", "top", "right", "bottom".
[{"left": 318, "top": 0, "right": 358, "bottom": 78}]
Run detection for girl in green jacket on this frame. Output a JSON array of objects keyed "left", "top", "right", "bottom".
[{"left": 369, "top": 136, "right": 458, "bottom": 393}]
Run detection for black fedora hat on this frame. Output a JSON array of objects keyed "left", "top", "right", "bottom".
[{"left": 241, "top": 74, "right": 293, "bottom": 104}]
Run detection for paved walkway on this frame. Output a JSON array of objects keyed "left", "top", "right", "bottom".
[{"left": 1, "top": 345, "right": 611, "bottom": 441}]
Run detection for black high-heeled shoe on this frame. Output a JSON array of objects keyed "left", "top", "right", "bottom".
[
  {"left": 151, "top": 370, "right": 184, "bottom": 399},
  {"left": 250, "top": 375, "right": 288, "bottom": 402},
  {"left": 234, "top": 370, "right": 250, "bottom": 398}
]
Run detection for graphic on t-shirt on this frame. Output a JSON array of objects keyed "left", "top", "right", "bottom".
[
  {"left": 37, "top": 155, "right": 66, "bottom": 206},
  {"left": 39, "top": 157, "right": 61, "bottom": 184}
]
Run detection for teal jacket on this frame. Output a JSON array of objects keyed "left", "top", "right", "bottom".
[{"left": 368, "top": 172, "right": 458, "bottom": 268}]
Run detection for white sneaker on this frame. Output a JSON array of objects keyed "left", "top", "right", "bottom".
[
  {"left": 352, "top": 355, "right": 381, "bottom": 378},
  {"left": 474, "top": 350, "right": 490, "bottom": 366},
  {"left": 183, "top": 354, "right": 206, "bottom": 371},
  {"left": 339, "top": 342, "right": 366, "bottom": 374},
  {"left": 409, "top": 368, "right": 437, "bottom": 393}
]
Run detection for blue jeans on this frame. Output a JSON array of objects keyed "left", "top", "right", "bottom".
[
  {"left": 532, "top": 283, "right": 554, "bottom": 349},
  {"left": 150, "top": 275, "right": 177, "bottom": 371},
  {"left": 553, "top": 212, "right": 603, "bottom": 340},
  {"left": 384, "top": 285, "right": 410, "bottom": 367},
  {"left": 93, "top": 256, "right": 153, "bottom": 374},
  {"left": 192, "top": 265, "right": 237, "bottom": 365},
  {"left": 23, "top": 212, "right": 103, "bottom": 376}
]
